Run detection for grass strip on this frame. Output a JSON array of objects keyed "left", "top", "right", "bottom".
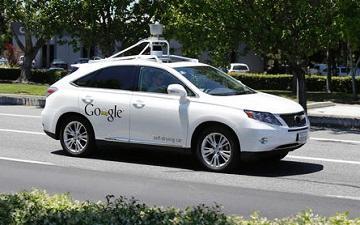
[
  {"left": 0, "top": 83, "right": 48, "bottom": 96},
  {"left": 262, "top": 90, "right": 360, "bottom": 104}
]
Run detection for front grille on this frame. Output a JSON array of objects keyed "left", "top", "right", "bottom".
[{"left": 280, "top": 111, "right": 306, "bottom": 127}]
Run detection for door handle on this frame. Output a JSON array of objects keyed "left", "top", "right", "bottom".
[
  {"left": 133, "top": 101, "right": 145, "bottom": 109},
  {"left": 81, "top": 96, "right": 93, "bottom": 104}
]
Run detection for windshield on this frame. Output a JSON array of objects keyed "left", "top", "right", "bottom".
[{"left": 175, "top": 66, "right": 255, "bottom": 96}]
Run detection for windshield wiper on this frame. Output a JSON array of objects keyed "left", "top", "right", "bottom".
[{"left": 211, "top": 90, "right": 255, "bottom": 96}]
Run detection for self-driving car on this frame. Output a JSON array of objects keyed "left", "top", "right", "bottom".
[{"left": 42, "top": 25, "right": 309, "bottom": 172}]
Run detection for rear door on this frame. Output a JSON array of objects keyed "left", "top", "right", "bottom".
[{"left": 74, "top": 65, "right": 138, "bottom": 142}]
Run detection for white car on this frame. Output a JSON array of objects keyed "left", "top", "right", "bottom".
[
  {"left": 41, "top": 33, "right": 309, "bottom": 172},
  {"left": 309, "top": 63, "right": 327, "bottom": 75},
  {"left": 228, "top": 63, "right": 250, "bottom": 73},
  {"left": 0, "top": 57, "right": 8, "bottom": 66}
]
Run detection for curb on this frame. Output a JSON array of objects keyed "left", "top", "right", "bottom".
[
  {"left": 307, "top": 102, "right": 360, "bottom": 130},
  {"left": 0, "top": 94, "right": 45, "bottom": 108},
  {"left": 307, "top": 101, "right": 336, "bottom": 109},
  {"left": 308, "top": 115, "right": 360, "bottom": 130}
]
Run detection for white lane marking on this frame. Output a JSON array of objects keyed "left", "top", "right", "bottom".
[
  {"left": 287, "top": 155, "right": 360, "bottom": 166},
  {"left": 0, "top": 128, "right": 45, "bottom": 136},
  {"left": 310, "top": 137, "right": 360, "bottom": 145},
  {"left": 0, "top": 156, "right": 55, "bottom": 166},
  {"left": 326, "top": 195, "right": 360, "bottom": 201},
  {"left": 0, "top": 113, "right": 40, "bottom": 118}
]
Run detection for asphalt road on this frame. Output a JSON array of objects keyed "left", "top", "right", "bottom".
[{"left": 0, "top": 105, "right": 359, "bottom": 219}]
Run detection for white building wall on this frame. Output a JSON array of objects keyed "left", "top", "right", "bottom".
[
  {"left": 12, "top": 35, "right": 82, "bottom": 68},
  {"left": 53, "top": 37, "right": 81, "bottom": 65},
  {"left": 236, "top": 43, "right": 264, "bottom": 73}
]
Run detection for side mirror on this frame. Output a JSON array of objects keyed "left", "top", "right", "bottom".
[{"left": 167, "top": 84, "right": 187, "bottom": 98}]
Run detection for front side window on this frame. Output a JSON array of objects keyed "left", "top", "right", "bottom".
[
  {"left": 138, "top": 66, "right": 194, "bottom": 95},
  {"left": 175, "top": 66, "right": 255, "bottom": 96},
  {"left": 74, "top": 66, "right": 138, "bottom": 91}
]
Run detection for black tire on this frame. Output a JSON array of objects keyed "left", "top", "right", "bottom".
[
  {"left": 59, "top": 115, "right": 96, "bottom": 157},
  {"left": 195, "top": 126, "right": 240, "bottom": 172}
]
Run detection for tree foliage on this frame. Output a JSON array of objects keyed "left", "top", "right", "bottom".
[
  {"left": 241, "top": 0, "right": 337, "bottom": 110},
  {"left": 160, "top": 0, "right": 241, "bottom": 66},
  {"left": 4, "top": 0, "right": 71, "bottom": 82},
  {"left": 0, "top": 0, "right": 11, "bottom": 53},
  {"left": 162, "top": 0, "right": 351, "bottom": 110},
  {"left": 338, "top": 0, "right": 360, "bottom": 99},
  {"left": 66, "top": 0, "right": 161, "bottom": 57}
]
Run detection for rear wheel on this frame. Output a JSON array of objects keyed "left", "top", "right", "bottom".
[
  {"left": 59, "top": 116, "right": 96, "bottom": 156},
  {"left": 195, "top": 126, "right": 240, "bottom": 172}
]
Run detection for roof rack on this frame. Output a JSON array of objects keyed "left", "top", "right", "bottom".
[{"left": 89, "top": 23, "right": 198, "bottom": 64}]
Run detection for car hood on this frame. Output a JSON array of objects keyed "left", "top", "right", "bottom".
[{"left": 202, "top": 92, "right": 304, "bottom": 114}]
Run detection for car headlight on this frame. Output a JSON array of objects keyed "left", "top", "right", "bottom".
[{"left": 244, "top": 110, "right": 282, "bottom": 126}]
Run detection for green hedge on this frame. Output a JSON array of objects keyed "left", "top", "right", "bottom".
[
  {"left": 230, "top": 73, "right": 293, "bottom": 90},
  {"left": 1, "top": 68, "right": 359, "bottom": 93},
  {"left": 0, "top": 190, "right": 358, "bottom": 225},
  {"left": 230, "top": 72, "right": 360, "bottom": 93},
  {"left": 30, "top": 70, "right": 66, "bottom": 84},
  {"left": 0, "top": 68, "right": 20, "bottom": 81},
  {"left": 0, "top": 68, "right": 67, "bottom": 84}
]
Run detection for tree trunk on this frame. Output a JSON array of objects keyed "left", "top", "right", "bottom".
[
  {"left": 291, "top": 75, "right": 297, "bottom": 94},
  {"left": 46, "top": 42, "right": 51, "bottom": 67},
  {"left": 326, "top": 49, "right": 332, "bottom": 93},
  {"left": 17, "top": 54, "right": 33, "bottom": 83},
  {"left": 350, "top": 56, "right": 360, "bottom": 100},
  {"left": 87, "top": 46, "right": 91, "bottom": 58},
  {"left": 297, "top": 71, "right": 307, "bottom": 112},
  {"left": 348, "top": 42, "right": 358, "bottom": 100},
  {"left": 292, "top": 64, "right": 307, "bottom": 112}
]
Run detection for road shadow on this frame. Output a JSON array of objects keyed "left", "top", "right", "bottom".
[
  {"left": 52, "top": 146, "right": 201, "bottom": 170},
  {"left": 51, "top": 146, "right": 323, "bottom": 177},
  {"left": 237, "top": 160, "right": 323, "bottom": 177}
]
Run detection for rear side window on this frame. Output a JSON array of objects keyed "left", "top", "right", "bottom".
[{"left": 74, "top": 66, "right": 138, "bottom": 91}]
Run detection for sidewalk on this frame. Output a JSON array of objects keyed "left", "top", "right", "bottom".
[
  {"left": 307, "top": 102, "right": 360, "bottom": 130},
  {"left": 0, "top": 93, "right": 359, "bottom": 130}
]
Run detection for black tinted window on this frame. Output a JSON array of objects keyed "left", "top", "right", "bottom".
[
  {"left": 74, "top": 72, "right": 97, "bottom": 87},
  {"left": 74, "top": 66, "right": 138, "bottom": 91},
  {"left": 138, "top": 67, "right": 194, "bottom": 95}
]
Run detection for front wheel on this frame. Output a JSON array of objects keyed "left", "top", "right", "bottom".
[
  {"left": 59, "top": 116, "right": 96, "bottom": 157},
  {"left": 195, "top": 126, "right": 240, "bottom": 172}
]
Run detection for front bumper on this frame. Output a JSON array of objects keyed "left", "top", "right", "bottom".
[
  {"left": 241, "top": 143, "right": 303, "bottom": 161},
  {"left": 237, "top": 119, "right": 310, "bottom": 153},
  {"left": 44, "top": 130, "right": 57, "bottom": 140}
]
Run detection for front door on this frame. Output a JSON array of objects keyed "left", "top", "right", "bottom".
[{"left": 130, "top": 66, "right": 190, "bottom": 147}]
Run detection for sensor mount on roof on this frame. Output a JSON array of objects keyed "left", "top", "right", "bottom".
[{"left": 89, "top": 23, "right": 198, "bottom": 64}]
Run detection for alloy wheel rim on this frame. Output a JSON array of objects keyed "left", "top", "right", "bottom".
[
  {"left": 201, "top": 132, "right": 231, "bottom": 169},
  {"left": 63, "top": 121, "right": 88, "bottom": 154}
]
